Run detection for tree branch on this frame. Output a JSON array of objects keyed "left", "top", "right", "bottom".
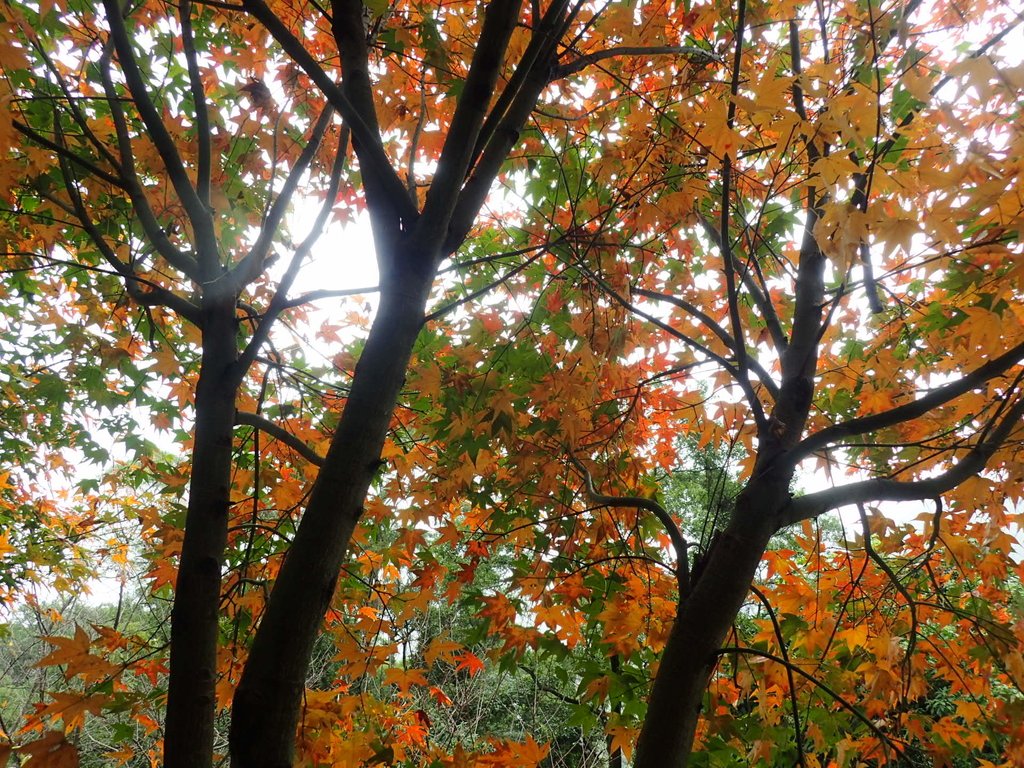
[
  {"left": 328, "top": 0, "right": 412, "bottom": 249},
  {"left": 788, "top": 339, "right": 1024, "bottom": 463},
  {"left": 468, "top": 0, "right": 569, "bottom": 174},
  {"left": 28, "top": 40, "right": 122, "bottom": 171},
  {"left": 234, "top": 125, "right": 350, "bottom": 382},
  {"left": 633, "top": 287, "right": 779, "bottom": 401},
  {"left": 425, "top": 248, "right": 543, "bottom": 322},
  {"left": 567, "top": 254, "right": 753, "bottom": 395},
  {"left": 279, "top": 285, "right": 380, "bottom": 310},
  {"left": 749, "top": 585, "right": 807, "bottom": 768},
  {"left": 768, "top": 197, "right": 826, "bottom": 451},
  {"left": 243, "top": 0, "right": 417, "bottom": 228},
  {"left": 415, "top": 0, "right": 520, "bottom": 246},
  {"left": 12, "top": 121, "right": 127, "bottom": 191},
  {"left": 856, "top": 503, "right": 917, "bottom": 695},
  {"left": 568, "top": 454, "right": 690, "bottom": 595},
  {"left": 698, "top": 213, "right": 787, "bottom": 353},
  {"left": 235, "top": 411, "right": 325, "bottom": 466},
  {"left": 53, "top": 125, "right": 201, "bottom": 325},
  {"left": 770, "top": 19, "right": 829, "bottom": 453},
  {"left": 101, "top": 0, "right": 219, "bottom": 272},
  {"left": 227, "top": 106, "right": 336, "bottom": 293},
  {"left": 718, "top": 646, "right": 905, "bottom": 760},
  {"left": 179, "top": 0, "right": 212, "bottom": 207},
  {"left": 97, "top": 44, "right": 201, "bottom": 280},
  {"left": 719, "top": 0, "right": 764, "bottom": 431},
  {"left": 780, "top": 393, "right": 1024, "bottom": 527},
  {"left": 444, "top": 0, "right": 573, "bottom": 253},
  {"left": 192, "top": 0, "right": 243, "bottom": 8},
  {"left": 521, "top": 665, "right": 581, "bottom": 706},
  {"left": 554, "top": 45, "right": 723, "bottom": 79}
]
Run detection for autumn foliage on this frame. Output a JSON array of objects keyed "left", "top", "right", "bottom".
[{"left": 0, "top": 0, "right": 1023, "bottom": 766}]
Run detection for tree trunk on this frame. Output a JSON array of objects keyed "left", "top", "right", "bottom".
[
  {"left": 164, "top": 298, "right": 239, "bottom": 768},
  {"left": 632, "top": 485, "right": 780, "bottom": 768},
  {"left": 230, "top": 264, "right": 434, "bottom": 767},
  {"left": 608, "top": 654, "right": 622, "bottom": 768}
]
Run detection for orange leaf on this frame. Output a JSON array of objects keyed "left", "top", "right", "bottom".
[
  {"left": 424, "top": 635, "right": 462, "bottom": 668},
  {"left": 453, "top": 651, "right": 485, "bottom": 676},
  {"left": 607, "top": 725, "right": 638, "bottom": 761},
  {"left": 35, "top": 627, "right": 117, "bottom": 684},
  {"left": 429, "top": 686, "right": 453, "bottom": 706},
  {"left": 32, "top": 692, "right": 105, "bottom": 731},
  {"left": 104, "top": 746, "right": 134, "bottom": 766},
  {"left": 382, "top": 667, "right": 428, "bottom": 695}
]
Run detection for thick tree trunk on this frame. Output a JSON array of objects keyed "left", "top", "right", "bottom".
[
  {"left": 229, "top": 265, "right": 434, "bottom": 768},
  {"left": 164, "top": 299, "right": 239, "bottom": 768},
  {"left": 632, "top": 486, "right": 780, "bottom": 768}
]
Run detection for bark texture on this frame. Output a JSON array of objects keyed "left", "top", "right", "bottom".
[
  {"left": 230, "top": 263, "right": 435, "bottom": 767},
  {"left": 164, "top": 299, "right": 239, "bottom": 768},
  {"left": 632, "top": 484, "right": 780, "bottom": 768}
]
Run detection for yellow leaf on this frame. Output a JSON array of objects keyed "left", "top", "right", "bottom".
[
  {"left": 35, "top": 627, "right": 92, "bottom": 669},
  {"left": 33, "top": 692, "right": 105, "bottom": 731},
  {"left": 948, "top": 56, "right": 1000, "bottom": 100},
  {"left": 699, "top": 107, "right": 745, "bottom": 162},
  {"left": 953, "top": 700, "right": 982, "bottom": 721},
  {"left": 900, "top": 68, "right": 934, "bottom": 102},
  {"left": 606, "top": 725, "right": 638, "bottom": 762},
  {"left": 812, "top": 155, "right": 861, "bottom": 187},
  {"left": 873, "top": 214, "right": 919, "bottom": 257},
  {"left": 839, "top": 623, "right": 869, "bottom": 651},
  {"left": 1006, "top": 651, "right": 1024, "bottom": 687},
  {"left": 445, "top": 743, "right": 473, "bottom": 768}
]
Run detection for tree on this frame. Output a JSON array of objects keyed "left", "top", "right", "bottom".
[
  {"left": 357, "top": 0, "right": 1024, "bottom": 763},
  {"left": 1, "top": 0, "right": 1022, "bottom": 766}
]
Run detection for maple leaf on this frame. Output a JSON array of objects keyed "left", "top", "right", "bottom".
[
  {"left": 31, "top": 692, "right": 105, "bottom": 731},
  {"left": 238, "top": 78, "right": 275, "bottom": 112},
  {"left": 607, "top": 724, "right": 639, "bottom": 762},
  {"left": 583, "top": 675, "right": 611, "bottom": 703},
  {"left": 35, "top": 626, "right": 117, "bottom": 684},
  {"left": 103, "top": 746, "right": 135, "bottom": 766},
  {"left": 428, "top": 686, "right": 453, "bottom": 707},
  {"left": 477, "top": 594, "right": 517, "bottom": 630},
  {"left": 699, "top": 107, "right": 745, "bottom": 162},
  {"left": 382, "top": 667, "right": 428, "bottom": 695},
  {"left": 443, "top": 743, "right": 474, "bottom": 768},
  {"left": 478, "top": 736, "right": 550, "bottom": 767},
  {"left": 453, "top": 651, "right": 485, "bottom": 676}
]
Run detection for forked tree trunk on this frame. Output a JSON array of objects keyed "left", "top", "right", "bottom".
[{"left": 164, "top": 297, "right": 240, "bottom": 768}]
